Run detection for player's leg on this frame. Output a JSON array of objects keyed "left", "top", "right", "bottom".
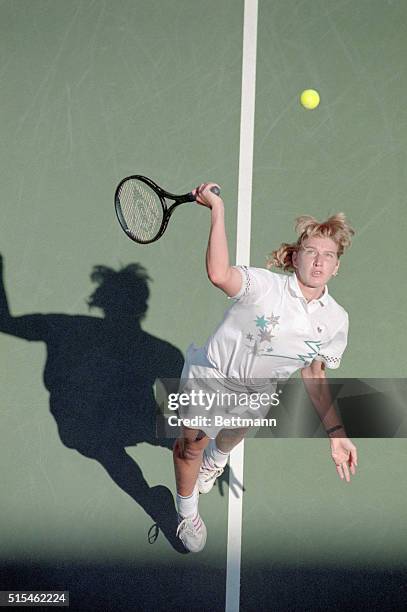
[
  {"left": 173, "top": 426, "right": 210, "bottom": 552},
  {"left": 173, "top": 426, "right": 209, "bottom": 495},
  {"left": 198, "top": 427, "right": 249, "bottom": 494},
  {"left": 216, "top": 426, "right": 249, "bottom": 453}
]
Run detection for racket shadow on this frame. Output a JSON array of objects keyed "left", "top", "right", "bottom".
[{"left": 0, "top": 257, "right": 187, "bottom": 554}]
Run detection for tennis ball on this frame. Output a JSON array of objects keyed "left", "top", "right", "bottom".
[{"left": 300, "top": 89, "right": 320, "bottom": 110}]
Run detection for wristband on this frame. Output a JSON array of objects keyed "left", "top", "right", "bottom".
[{"left": 326, "top": 424, "right": 344, "bottom": 436}]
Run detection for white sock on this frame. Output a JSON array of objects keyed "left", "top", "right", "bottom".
[
  {"left": 203, "top": 439, "right": 229, "bottom": 469},
  {"left": 176, "top": 485, "right": 199, "bottom": 519}
]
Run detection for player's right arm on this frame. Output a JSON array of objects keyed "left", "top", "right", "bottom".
[{"left": 194, "top": 183, "right": 242, "bottom": 298}]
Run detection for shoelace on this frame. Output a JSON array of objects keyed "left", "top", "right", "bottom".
[
  {"left": 200, "top": 466, "right": 224, "bottom": 481},
  {"left": 176, "top": 517, "right": 198, "bottom": 538}
]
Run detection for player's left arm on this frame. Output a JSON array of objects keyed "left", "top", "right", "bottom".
[{"left": 301, "top": 359, "right": 358, "bottom": 482}]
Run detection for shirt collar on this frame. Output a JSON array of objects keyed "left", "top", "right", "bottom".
[{"left": 288, "top": 272, "right": 329, "bottom": 306}]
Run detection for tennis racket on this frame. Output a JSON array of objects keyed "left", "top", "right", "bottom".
[{"left": 114, "top": 175, "right": 221, "bottom": 244}]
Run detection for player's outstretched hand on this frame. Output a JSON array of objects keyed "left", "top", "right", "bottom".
[
  {"left": 193, "top": 182, "right": 222, "bottom": 210},
  {"left": 330, "top": 437, "right": 358, "bottom": 482}
]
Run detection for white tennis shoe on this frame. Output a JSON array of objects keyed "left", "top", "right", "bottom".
[
  {"left": 176, "top": 513, "right": 207, "bottom": 553},
  {"left": 197, "top": 464, "right": 224, "bottom": 494}
]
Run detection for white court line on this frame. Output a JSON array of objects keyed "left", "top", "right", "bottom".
[{"left": 225, "top": 1, "right": 258, "bottom": 612}]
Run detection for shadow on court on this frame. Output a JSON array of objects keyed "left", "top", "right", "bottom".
[
  {"left": 0, "top": 256, "right": 187, "bottom": 553},
  {"left": 1, "top": 561, "right": 406, "bottom": 611}
]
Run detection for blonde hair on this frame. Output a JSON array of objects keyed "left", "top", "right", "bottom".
[{"left": 267, "top": 213, "right": 355, "bottom": 272}]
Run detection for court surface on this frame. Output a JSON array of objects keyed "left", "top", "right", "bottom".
[{"left": 1, "top": 1, "right": 407, "bottom": 610}]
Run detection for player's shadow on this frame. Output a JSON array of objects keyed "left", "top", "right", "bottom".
[
  {"left": 0, "top": 258, "right": 187, "bottom": 553},
  {"left": 216, "top": 464, "right": 245, "bottom": 498}
]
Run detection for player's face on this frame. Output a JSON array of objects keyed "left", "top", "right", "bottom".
[{"left": 292, "top": 237, "right": 339, "bottom": 288}]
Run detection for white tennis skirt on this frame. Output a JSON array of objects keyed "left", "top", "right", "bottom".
[{"left": 177, "top": 343, "right": 277, "bottom": 439}]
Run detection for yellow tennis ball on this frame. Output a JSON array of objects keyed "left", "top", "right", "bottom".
[{"left": 300, "top": 89, "right": 320, "bottom": 110}]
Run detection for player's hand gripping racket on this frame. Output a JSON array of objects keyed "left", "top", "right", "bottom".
[{"left": 114, "top": 175, "right": 221, "bottom": 244}]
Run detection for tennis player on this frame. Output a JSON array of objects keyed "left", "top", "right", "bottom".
[{"left": 173, "top": 183, "right": 358, "bottom": 552}]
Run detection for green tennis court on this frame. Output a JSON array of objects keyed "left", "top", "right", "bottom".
[{"left": 1, "top": 1, "right": 407, "bottom": 610}]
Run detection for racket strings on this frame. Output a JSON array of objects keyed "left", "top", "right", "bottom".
[{"left": 118, "top": 180, "right": 163, "bottom": 242}]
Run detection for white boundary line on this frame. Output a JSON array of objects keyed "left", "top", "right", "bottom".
[{"left": 225, "top": 1, "right": 258, "bottom": 611}]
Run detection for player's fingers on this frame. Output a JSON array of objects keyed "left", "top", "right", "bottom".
[
  {"left": 193, "top": 185, "right": 205, "bottom": 205},
  {"left": 194, "top": 182, "right": 220, "bottom": 207},
  {"left": 342, "top": 461, "right": 351, "bottom": 482},
  {"left": 336, "top": 464, "right": 344, "bottom": 480},
  {"left": 352, "top": 448, "right": 358, "bottom": 467}
]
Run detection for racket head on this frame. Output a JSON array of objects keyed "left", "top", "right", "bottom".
[
  {"left": 115, "top": 176, "right": 166, "bottom": 244},
  {"left": 114, "top": 175, "right": 220, "bottom": 244}
]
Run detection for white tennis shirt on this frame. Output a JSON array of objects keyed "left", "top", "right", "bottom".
[{"left": 204, "top": 266, "right": 349, "bottom": 379}]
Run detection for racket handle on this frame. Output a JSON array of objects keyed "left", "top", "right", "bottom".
[{"left": 210, "top": 186, "right": 221, "bottom": 196}]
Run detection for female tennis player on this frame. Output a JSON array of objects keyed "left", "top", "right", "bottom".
[{"left": 173, "top": 183, "right": 357, "bottom": 553}]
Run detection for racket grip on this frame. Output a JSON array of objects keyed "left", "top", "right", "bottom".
[{"left": 188, "top": 185, "right": 221, "bottom": 201}]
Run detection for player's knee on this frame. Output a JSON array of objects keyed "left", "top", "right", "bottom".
[
  {"left": 183, "top": 441, "right": 204, "bottom": 461},
  {"left": 174, "top": 436, "right": 206, "bottom": 461},
  {"left": 173, "top": 438, "right": 183, "bottom": 459}
]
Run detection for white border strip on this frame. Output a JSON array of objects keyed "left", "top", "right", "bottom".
[{"left": 225, "top": 1, "right": 258, "bottom": 611}]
